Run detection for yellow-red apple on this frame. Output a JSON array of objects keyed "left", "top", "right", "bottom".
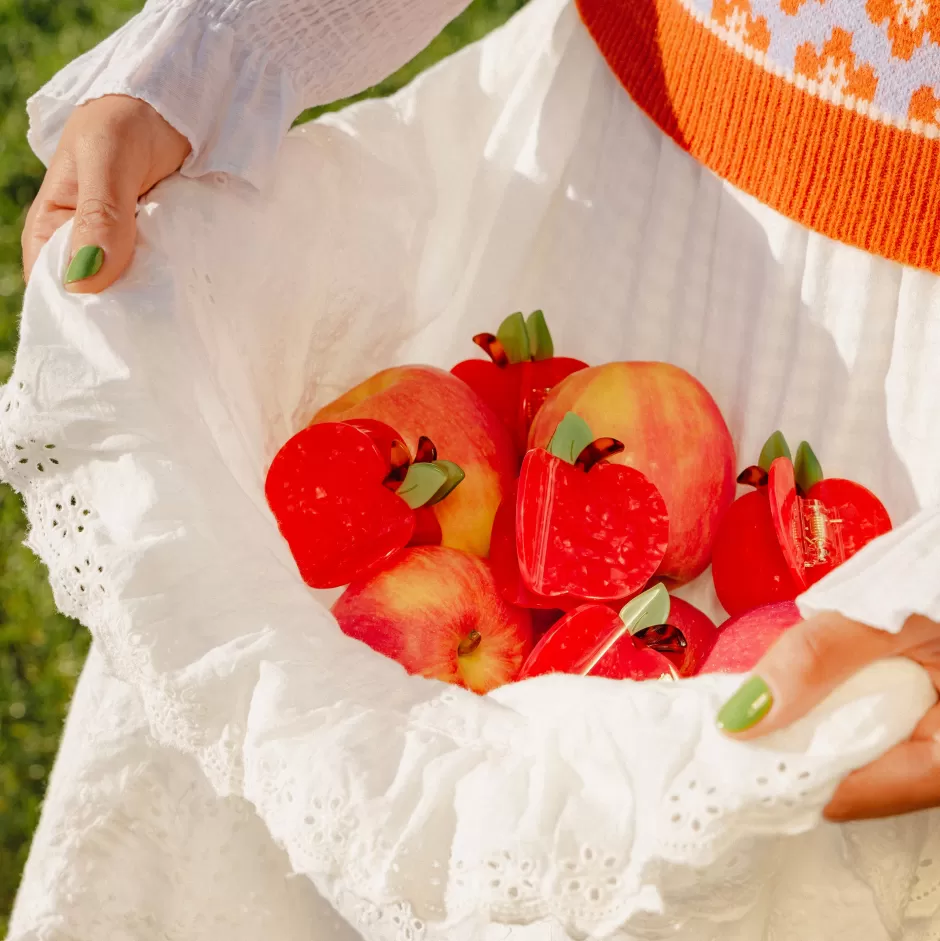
[
  {"left": 528, "top": 362, "right": 735, "bottom": 584},
  {"left": 313, "top": 366, "right": 516, "bottom": 557},
  {"left": 332, "top": 547, "right": 533, "bottom": 693}
]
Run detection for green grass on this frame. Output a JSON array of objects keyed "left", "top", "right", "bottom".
[{"left": 0, "top": 0, "right": 525, "bottom": 931}]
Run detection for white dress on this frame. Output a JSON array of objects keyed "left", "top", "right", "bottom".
[{"left": 7, "top": 0, "right": 940, "bottom": 939}]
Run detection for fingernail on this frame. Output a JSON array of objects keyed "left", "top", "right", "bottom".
[
  {"left": 716, "top": 676, "right": 774, "bottom": 733},
  {"left": 65, "top": 245, "right": 104, "bottom": 284}
]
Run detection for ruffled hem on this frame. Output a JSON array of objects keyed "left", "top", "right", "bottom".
[{"left": 26, "top": 3, "right": 302, "bottom": 190}]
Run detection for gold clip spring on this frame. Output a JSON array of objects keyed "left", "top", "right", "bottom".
[{"left": 800, "top": 499, "right": 845, "bottom": 569}]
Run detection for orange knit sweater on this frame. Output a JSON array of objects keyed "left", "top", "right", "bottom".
[{"left": 576, "top": 0, "right": 940, "bottom": 272}]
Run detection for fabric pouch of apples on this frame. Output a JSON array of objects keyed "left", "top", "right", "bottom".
[
  {"left": 451, "top": 311, "right": 588, "bottom": 457},
  {"left": 519, "top": 584, "right": 717, "bottom": 681},
  {"left": 265, "top": 419, "right": 464, "bottom": 589},
  {"left": 516, "top": 413, "right": 670, "bottom": 600},
  {"left": 712, "top": 431, "right": 892, "bottom": 616}
]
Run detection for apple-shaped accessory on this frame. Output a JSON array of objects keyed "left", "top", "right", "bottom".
[
  {"left": 266, "top": 421, "right": 464, "bottom": 589},
  {"left": 451, "top": 311, "right": 588, "bottom": 455},
  {"left": 712, "top": 431, "right": 892, "bottom": 615},
  {"left": 519, "top": 585, "right": 682, "bottom": 680},
  {"left": 516, "top": 413, "right": 669, "bottom": 600}
]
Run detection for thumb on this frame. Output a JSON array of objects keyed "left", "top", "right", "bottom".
[
  {"left": 64, "top": 140, "right": 141, "bottom": 294},
  {"left": 716, "top": 612, "right": 901, "bottom": 738}
]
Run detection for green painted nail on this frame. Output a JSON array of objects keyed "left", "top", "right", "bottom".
[
  {"left": 65, "top": 245, "right": 104, "bottom": 284},
  {"left": 716, "top": 676, "right": 774, "bottom": 732}
]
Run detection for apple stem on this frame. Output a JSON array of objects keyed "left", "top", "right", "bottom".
[
  {"left": 737, "top": 465, "right": 768, "bottom": 488},
  {"left": 415, "top": 436, "right": 438, "bottom": 464},
  {"left": 576, "top": 437, "right": 625, "bottom": 472},
  {"left": 472, "top": 333, "right": 510, "bottom": 367},
  {"left": 458, "top": 630, "right": 482, "bottom": 657}
]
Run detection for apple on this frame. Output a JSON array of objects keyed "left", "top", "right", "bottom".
[
  {"left": 699, "top": 601, "right": 803, "bottom": 674},
  {"left": 516, "top": 413, "right": 669, "bottom": 600},
  {"left": 332, "top": 546, "right": 533, "bottom": 693},
  {"left": 313, "top": 365, "right": 516, "bottom": 557},
  {"left": 529, "top": 362, "right": 736, "bottom": 585},
  {"left": 451, "top": 310, "right": 588, "bottom": 457},
  {"left": 712, "top": 432, "right": 892, "bottom": 616},
  {"left": 519, "top": 585, "right": 679, "bottom": 681},
  {"left": 266, "top": 421, "right": 464, "bottom": 588}
]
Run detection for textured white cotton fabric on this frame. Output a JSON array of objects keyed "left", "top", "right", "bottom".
[
  {"left": 26, "top": 0, "right": 472, "bottom": 188},
  {"left": 8, "top": 0, "right": 940, "bottom": 938}
]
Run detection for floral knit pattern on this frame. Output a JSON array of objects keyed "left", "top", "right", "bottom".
[
  {"left": 683, "top": 0, "right": 940, "bottom": 133},
  {"left": 794, "top": 27, "right": 878, "bottom": 101}
]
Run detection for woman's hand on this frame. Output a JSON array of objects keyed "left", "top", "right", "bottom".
[
  {"left": 717, "top": 610, "right": 940, "bottom": 821},
  {"left": 22, "top": 95, "right": 191, "bottom": 293}
]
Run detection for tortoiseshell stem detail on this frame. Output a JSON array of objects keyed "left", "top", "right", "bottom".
[
  {"left": 472, "top": 333, "right": 510, "bottom": 367},
  {"left": 737, "top": 465, "right": 769, "bottom": 488},
  {"left": 576, "top": 437, "right": 625, "bottom": 473},
  {"left": 415, "top": 435, "right": 438, "bottom": 464}
]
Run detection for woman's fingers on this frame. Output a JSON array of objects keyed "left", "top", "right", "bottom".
[
  {"left": 717, "top": 612, "right": 900, "bottom": 738},
  {"left": 64, "top": 131, "right": 143, "bottom": 293},
  {"left": 21, "top": 160, "right": 77, "bottom": 283},
  {"left": 21, "top": 95, "right": 192, "bottom": 293},
  {"left": 825, "top": 702, "right": 940, "bottom": 821}
]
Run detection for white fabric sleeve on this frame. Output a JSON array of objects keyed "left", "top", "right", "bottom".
[
  {"left": 26, "top": 0, "right": 473, "bottom": 189},
  {"left": 798, "top": 503, "right": 940, "bottom": 633}
]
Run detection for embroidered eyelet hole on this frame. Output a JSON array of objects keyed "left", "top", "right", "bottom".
[
  {"left": 798, "top": 771, "right": 811, "bottom": 780},
  {"left": 691, "top": 819, "right": 701, "bottom": 832},
  {"left": 44, "top": 444, "right": 55, "bottom": 449},
  {"left": 14, "top": 445, "right": 22, "bottom": 451},
  {"left": 671, "top": 813, "right": 681, "bottom": 823},
  {"left": 778, "top": 762, "right": 787, "bottom": 772},
  {"left": 706, "top": 805, "right": 719, "bottom": 814},
  {"left": 589, "top": 887, "right": 600, "bottom": 901},
  {"left": 582, "top": 847, "right": 594, "bottom": 861},
  {"left": 567, "top": 880, "right": 581, "bottom": 892},
  {"left": 757, "top": 776, "right": 768, "bottom": 785},
  {"left": 604, "top": 856, "right": 617, "bottom": 868},
  {"left": 508, "top": 886, "right": 519, "bottom": 898},
  {"left": 70, "top": 496, "right": 77, "bottom": 507}
]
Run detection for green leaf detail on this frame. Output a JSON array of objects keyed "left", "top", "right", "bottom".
[
  {"left": 397, "top": 462, "right": 448, "bottom": 509},
  {"left": 547, "top": 412, "right": 594, "bottom": 465},
  {"left": 496, "top": 312, "right": 531, "bottom": 364},
  {"left": 424, "top": 460, "right": 465, "bottom": 506},
  {"left": 758, "top": 430, "right": 792, "bottom": 472},
  {"left": 794, "top": 441, "right": 824, "bottom": 493},
  {"left": 620, "top": 584, "right": 672, "bottom": 636},
  {"left": 526, "top": 310, "right": 554, "bottom": 361}
]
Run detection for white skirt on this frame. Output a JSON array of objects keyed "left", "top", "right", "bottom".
[{"left": 5, "top": 0, "right": 940, "bottom": 938}]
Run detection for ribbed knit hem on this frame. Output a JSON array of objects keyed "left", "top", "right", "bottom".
[{"left": 576, "top": 0, "right": 940, "bottom": 273}]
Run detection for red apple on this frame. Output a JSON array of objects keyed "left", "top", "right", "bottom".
[
  {"left": 519, "top": 586, "right": 678, "bottom": 681},
  {"left": 451, "top": 311, "right": 588, "bottom": 457},
  {"left": 712, "top": 433, "right": 892, "bottom": 615},
  {"left": 700, "top": 601, "right": 803, "bottom": 674},
  {"left": 529, "top": 362, "right": 735, "bottom": 585},
  {"left": 332, "top": 547, "right": 533, "bottom": 693},
  {"left": 266, "top": 421, "right": 465, "bottom": 588},
  {"left": 516, "top": 414, "right": 669, "bottom": 600},
  {"left": 313, "top": 365, "right": 516, "bottom": 557}
]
